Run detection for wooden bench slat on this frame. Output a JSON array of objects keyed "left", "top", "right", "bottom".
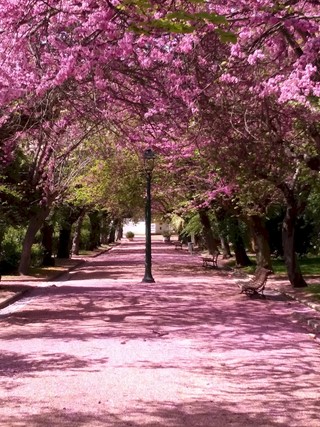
[
  {"left": 201, "top": 251, "right": 219, "bottom": 268},
  {"left": 236, "top": 267, "right": 272, "bottom": 297}
]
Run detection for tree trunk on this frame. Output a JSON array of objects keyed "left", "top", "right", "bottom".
[
  {"left": 19, "top": 206, "right": 50, "bottom": 275},
  {"left": 41, "top": 223, "right": 55, "bottom": 266},
  {"left": 71, "top": 211, "right": 85, "bottom": 255},
  {"left": 277, "top": 181, "right": 308, "bottom": 288},
  {"left": 108, "top": 219, "right": 119, "bottom": 244},
  {"left": 234, "top": 238, "right": 252, "bottom": 267},
  {"left": 56, "top": 206, "right": 81, "bottom": 259},
  {"left": 116, "top": 223, "right": 123, "bottom": 241},
  {"left": 57, "top": 229, "right": 72, "bottom": 258},
  {"left": 230, "top": 219, "right": 252, "bottom": 267},
  {"left": 198, "top": 209, "right": 218, "bottom": 255},
  {"left": 249, "top": 215, "right": 272, "bottom": 269},
  {"left": 282, "top": 203, "right": 307, "bottom": 288},
  {"left": 88, "top": 211, "right": 101, "bottom": 250}
]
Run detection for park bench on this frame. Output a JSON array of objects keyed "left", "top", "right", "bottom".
[
  {"left": 173, "top": 241, "right": 183, "bottom": 250},
  {"left": 236, "top": 267, "right": 272, "bottom": 297},
  {"left": 201, "top": 251, "right": 220, "bottom": 269}
]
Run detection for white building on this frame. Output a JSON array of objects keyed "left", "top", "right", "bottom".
[{"left": 123, "top": 220, "right": 170, "bottom": 235}]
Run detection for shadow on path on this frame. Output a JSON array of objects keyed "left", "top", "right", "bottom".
[{"left": 0, "top": 238, "right": 319, "bottom": 426}]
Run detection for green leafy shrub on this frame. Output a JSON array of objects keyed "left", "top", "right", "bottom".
[
  {"left": 31, "top": 243, "right": 44, "bottom": 268},
  {"left": 125, "top": 231, "right": 134, "bottom": 239},
  {"left": 79, "top": 216, "right": 91, "bottom": 250},
  {"left": 0, "top": 227, "right": 24, "bottom": 274}
]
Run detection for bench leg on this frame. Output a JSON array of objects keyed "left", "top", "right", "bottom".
[
  {"left": 203, "top": 262, "right": 216, "bottom": 269},
  {"left": 246, "top": 289, "right": 266, "bottom": 298}
]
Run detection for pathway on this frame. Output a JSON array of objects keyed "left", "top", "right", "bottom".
[{"left": 0, "top": 238, "right": 319, "bottom": 426}]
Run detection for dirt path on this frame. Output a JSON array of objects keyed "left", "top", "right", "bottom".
[{"left": 0, "top": 238, "right": 319, "bottom": 426}]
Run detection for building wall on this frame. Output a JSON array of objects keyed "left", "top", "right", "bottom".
[{"left": 123, "top": 220, "right": 170, "bottom": 235}]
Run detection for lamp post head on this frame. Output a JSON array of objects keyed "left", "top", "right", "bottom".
[{"left": 143, "top": 148, "right": 156, "bottom": 174}]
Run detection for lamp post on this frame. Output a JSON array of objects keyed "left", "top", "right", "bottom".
[{"left": 142, "top": 148, "right": 155, "bottom": 283}]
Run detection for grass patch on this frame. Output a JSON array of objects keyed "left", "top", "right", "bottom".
[
  {"left": 27, "top": 265, "right": 68, "bottom": 279},
  {"left": 271, "top": 256, "right": 320, "bottom": 276},
  {"left": 226, "top": 255, "right": 320, "bottom": 276},
  {"left": 304, "top": 283, "right": 320, "bottom": 300},
  {"left": 78, "top": 250, "right": 94, "bottom": 256},
  {"left": 24, "top": 246, "right": 110, "bottom": 278},
  {"left": 2, "top": 245, "right": 111, "bottom": 280},
  {"left": 78, "top": 245, "right": 110, "bottom": 256},
  {"left": 2, "top": 263, "right": 72, "bottom": 281}
]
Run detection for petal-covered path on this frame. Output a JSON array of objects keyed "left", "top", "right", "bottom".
[{"left": 0, "top": 238, "right": 319, "bottom": 426}]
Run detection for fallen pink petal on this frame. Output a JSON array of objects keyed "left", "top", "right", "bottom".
[{"left": 0, "top": 238, "right": 319, "bottom": 426}]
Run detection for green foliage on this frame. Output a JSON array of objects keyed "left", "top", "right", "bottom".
[
  {"left": 305, "top": 283, "right": 320, "bottom": 300},
  {"left": 79, "top": 215, "right": 91, "bottom": 251},
  {"left": 180, "top": 212, "right": 203, "bottom": 236},
  {"left": 143, "top": 19, "right": 194, "bottom": 33},
  {"left": 0, "top": 151, "right": 31, "bottom": 228},
  {"left": 215, "top": 29, "right": 237, "bottom": 43},
  {"left": 67, "top": 143, "right": 145, "bottom": 220},
  {"left": 0, "top": 226, "right": 46, "bottom": 273},
  {"left": 271, "top": 257, "right": 320, "bottom": 276},
  {"left": 228, "top": 255, "right": 320, "bottom": 277},
  {"left": 147, "top": 11, "right": 227, "bottom": 34},
  {"left": 125, "top": 0, "right": 236, "bottom": 43},
  {"left": 265, "top": 205, "right": 316, "bottom": 257},
  {"left": 170, "top": 214, "right": 185, "bottom": 233},
  {"left": 0, "top": 227, "right": 24, "bottom": 273},
  {"left": 30, "top": 243, "right": 44, "bottom": 268},
  {"left": 265, "top": 206, "right": 284, "bottom": 256},
  {"left": 304, "top": 183, "right": 320, "bottom": 252},
  {"left": 125, "top": 231, "right": 135, "bottom": 239},
  {"left": 228, "top": 217, "right": 248, "bottom": 247}
]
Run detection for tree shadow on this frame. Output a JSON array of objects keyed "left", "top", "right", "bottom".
[
  {"left": 0, "top": 350, "right": 107, "bottom": 381},
  {"left": 1, "top": 239, "right": 319, "bottom": 426},
  {"left": 0, "top": 396, "right": 317, "bottom": 426}
]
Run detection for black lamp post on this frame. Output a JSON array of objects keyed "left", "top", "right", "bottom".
[{"left": 142, "top": 148, "right": 156, "bottom": 283}]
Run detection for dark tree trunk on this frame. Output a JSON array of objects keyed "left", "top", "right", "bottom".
[
  {"left": 282, "top": 202, "right": 307, "bottom": 288},
  {"left": 108, "top": 219, "right": 119, "bottom": 244},
  {"left": 234, "top": 238, "right": 252, "bottom": 267},
  {"left": 108, "top": 226, "right": 116, "bottom": 244},
  {"left": 88, "top": 211, "right": 101, "bottom": 250},
  {"left": 56, "top": 206, "right": 81, "bottom": 259},
  {"left": 249, "top": 215, "right": 272, "bottom": 270},
  {"left": 41, "top": 223, "right": 55, "bottom": 266},
  {"left": 277, "top": 182, "right": 308, "bottom": 288},
  {"left": 198, "top": 209, "right": 218, "bottom": 255},
  {"left": 71, "top": 211, "right": 85, "bottom": 255},
  {"left": 19, "top": 206, "right": 51, "bottom": 274},
  {"left": 57, "top": 229, "right": 72, "bottom": 258},
  {"left": 116, "top": 223, "right": 123, "bottom": 241},
  {"left": 230, "top": 219, "right": 252, "bottom": 267}
]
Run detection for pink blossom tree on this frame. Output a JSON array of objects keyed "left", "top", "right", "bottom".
[{"left": 0, "top": 0, "right": 319, "bottom": 284}]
